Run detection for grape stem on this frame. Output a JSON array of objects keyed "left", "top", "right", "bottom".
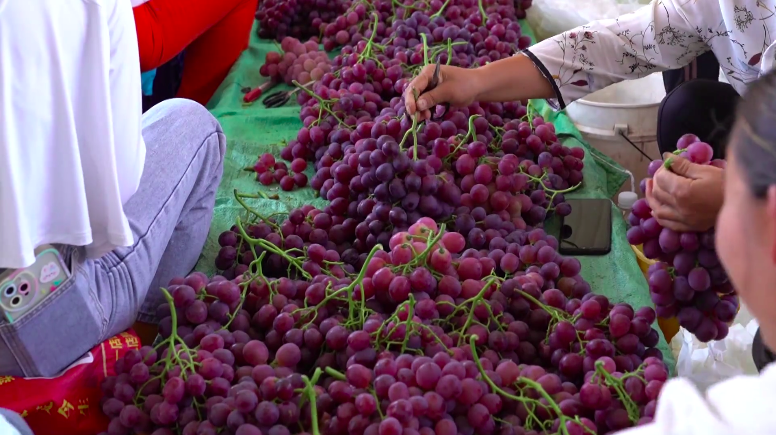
[
  {"left": 430, "top": 0, "right": 451, "bottom": 17},
  {"left": 454, "top": 277, "right": 498, "bottom": 346},
  {"left": 324, "top": 367, "right": 346, "bottom": 380},
  {"left": 447, "top": 115, "right": 481, "bottom": 157},
  {"left": 223, "top": 251, "right": 267, "bottom": 330},
  {"left": 235, "top": 215, "right": 313, "bottom": 280},
  {"left": 468, "top": 336, "right": 596, "bottom": 435},
  {"left": 291, "top": 80, "right": 345, "bottom": 127},
  {"left": 302, "top": 369, "right": 323, "bottom": 435},
  {"left": 421, "top": 34, "right": 431, "bottom": 66},
  {"left": 592, "top": 361, "right": 641, "bottom": 423},
  {"left": 234, "top": 190, "right": 282, "bottom": 232},
  {"left": 476, "top": 0, "right": 488, "bottom": 25}
]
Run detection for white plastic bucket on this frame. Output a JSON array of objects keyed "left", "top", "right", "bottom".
[{"left": 564, "top": 73, "right": 666, "bottom": 143}]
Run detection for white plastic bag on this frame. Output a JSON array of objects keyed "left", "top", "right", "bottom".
[
  {"left": 670, "top": 317, "right": 760, "bottom": 392},
  {"left": 526, "top": 0, "right": 650, "bottom": 42}
]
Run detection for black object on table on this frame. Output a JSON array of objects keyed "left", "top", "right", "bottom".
[
  {"left": 558, "top": 198, "right": 612, "bottom": 256},
  {"left": 263, "top": 87, "right": 304, "bottom": 108}
]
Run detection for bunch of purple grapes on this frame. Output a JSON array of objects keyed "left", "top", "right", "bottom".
[
  {"left": 101, "top": 221, "right": 668, "bottom": 435},
  {"left": 250, "top": 3, "right": 586, "bottom": 254},
  {"left": 255, "top": 0, "right": 533, "bottom": 44},
  {"left": 274, "top": 20, "right": 583, "bottom": 242},
  {"left": 260, "top": 37, "right": 333, "bottom": 85},
  {"left": 267, "top": 111, "right": 582, "bottom": 260},
  {"left": 626, "top": 134, "right": 736, "bottom": 342},
  {"left": 315, "top": 353, "right": 665, "bottom": 435},
  {"left": 214, "top": 208, "right": 360, "bottom": 279},
  {"left": 276, "top": 101, "right": 582, "bottom": 253},
  {"left": 255, "top": 0, "right": 349, "bottom": 41},
  {"left": 318, "top": 0, "right": 531, "bottom": 55},
  {"left": 97, "top": 0, "right": 677, "bottom": 433},
  {"left": 249, "top": 153, "right": 309, "bottom": 191}
]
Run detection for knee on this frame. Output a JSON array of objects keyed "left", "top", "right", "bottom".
[
  {"left": 144, "top": 98, "right": 226, "bottom": 158},
  {"left": 156, "top": 98, "right": 221, "bottom": 131}
]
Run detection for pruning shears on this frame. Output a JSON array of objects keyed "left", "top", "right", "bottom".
[
  {"left": 243, "top": 81, "right": 279, "bottom": 104},
  {"left": 419, "top": 58, "right": 450, "bottom": 121}
]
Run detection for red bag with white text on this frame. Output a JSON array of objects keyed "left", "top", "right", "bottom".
[{"left": 0, "top": 330, "right": 140, "bottom": 435}]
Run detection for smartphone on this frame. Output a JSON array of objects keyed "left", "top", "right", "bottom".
[
  {"left": 559, "top": 199, "right": 612, "bottom": 256},
  {"left": 0, "top": 246, "right": 70, "bottom": 323}
]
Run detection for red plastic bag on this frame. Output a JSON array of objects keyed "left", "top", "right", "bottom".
[{"left": 0, "top": 330, "right": 140, "bottom": 435}]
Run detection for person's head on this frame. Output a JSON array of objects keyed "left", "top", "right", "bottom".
[{"left": 717, "top": 70, "right": 776, "bottom": 349}]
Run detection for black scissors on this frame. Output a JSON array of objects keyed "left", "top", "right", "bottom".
[
  {"left": 263, "top": 87, "right": 303, "bottom": 108},
  {"left": 419, "top": 58, "right": 450, "bottom": 121}
]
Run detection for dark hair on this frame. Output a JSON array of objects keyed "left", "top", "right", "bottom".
[{"left": 733, "top": 70, "right": 776, "bottom": 199}]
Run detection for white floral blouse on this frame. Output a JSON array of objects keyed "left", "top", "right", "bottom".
[{"left": 524, "top": 0, "right": 776, "bottom": 109}]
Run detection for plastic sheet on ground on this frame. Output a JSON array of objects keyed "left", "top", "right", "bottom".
[
  {"left": 197, "top": 20, "right": 675, "bottom": 370},
  {"left": 670, "top": 320, "right": 760, "bottom": 392}
]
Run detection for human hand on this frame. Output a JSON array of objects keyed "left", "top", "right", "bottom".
[
  {"left": 403, "top": 64, "right": 480, "bottom": 121},
  {"left": 645, "top": 152, "right": 724, "bottom": 232}
]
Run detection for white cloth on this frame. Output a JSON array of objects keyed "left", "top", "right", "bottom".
[
  {"left": 617, "top": 363, "right": 776, "bottom": 434},
  {"left": 130, "top": 0, "right": 150, "bottom": 6},
  {"left": 0, "top": 0, "right": 145, "bottom": 268},
  {"left": 526, "top": 0, "right": 776, "bottom": 108}
]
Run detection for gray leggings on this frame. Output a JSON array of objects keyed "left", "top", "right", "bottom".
[{"left": 0, "top": 99, "right": 226, "bottom": 377}]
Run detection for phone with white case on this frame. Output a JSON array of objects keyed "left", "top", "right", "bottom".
[{"left": 0, "top": 246, "right": 70, "bottom": 323}]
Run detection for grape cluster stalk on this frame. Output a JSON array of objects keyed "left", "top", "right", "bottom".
[{"left": 626, "top": 134, "right": 736, "bottom": 343}]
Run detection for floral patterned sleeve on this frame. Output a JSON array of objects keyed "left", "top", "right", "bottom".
[{"left": 523, "top": 0, "right": 714, "bottom": 109}]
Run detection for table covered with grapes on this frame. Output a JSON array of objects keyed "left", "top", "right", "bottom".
[{"left": 99, "top": 6, "right": 683, "bottom": 435}]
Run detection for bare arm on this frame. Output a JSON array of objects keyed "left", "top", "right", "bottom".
[
  {"left": 470, "top": 54, "right": 555, "bottom": 102},
  {"left": 406, "top": 0, "right": 714, "bottom": 118}
]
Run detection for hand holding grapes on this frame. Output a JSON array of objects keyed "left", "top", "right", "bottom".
[
  {"left": 404, "top": 64, "right": 480, "bottom": 121},
  {"left": 646, "top": 152, "right": 724, "bottom": 232}
]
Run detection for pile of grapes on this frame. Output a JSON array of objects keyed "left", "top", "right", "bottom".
[
  {"left": 626, "top": 134, "right": 736, "bottom": 342},
  {"left": 96, "top": 0, "right": 677, "bottom": 434},
  {"left": 255, "top": 0, "right": 348, "bottom": 40},
  {"left": 101, "top": 219, "right": 667, "bottom": 435},
  {"left": 260, "top": 37, "right": 333, "bottom": 85},
  {"left": 256, "top": 0, "right": 534, "bottom": 42}
]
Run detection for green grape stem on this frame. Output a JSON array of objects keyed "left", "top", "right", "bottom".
[
  {"left": 302, "top": 369, "right": 323, "bottom": 435},
  {"left": 468, "top": 336, "right": 596, "bottom": 435},
  {"left": 324, "top": 367, "right": 347, "bottom": 380}
]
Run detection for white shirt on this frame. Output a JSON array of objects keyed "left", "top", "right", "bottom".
[
  {"left": 526, "top": 0, "right": 776, "bottom": 109},
  {"left": 130, "top": 0, "right": 149, "bottom": 6},
  {"left": 619, "top": 363, "right": 776, "bottom": 434},
  {"left": 0, "top": 0, "right": 145, "bottom": 268}
]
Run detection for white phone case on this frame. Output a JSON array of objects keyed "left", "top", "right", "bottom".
[{"left": 0, "top": 245, "right": 70, "bottom": 323}]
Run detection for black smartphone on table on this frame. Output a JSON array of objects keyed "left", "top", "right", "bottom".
[{"left": 558, "top": 198, "right": 612, "bottom": 256}]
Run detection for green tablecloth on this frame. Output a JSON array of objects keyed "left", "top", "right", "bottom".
[{"left": 198, "top": 20, "right": 674, "bottom": 369}]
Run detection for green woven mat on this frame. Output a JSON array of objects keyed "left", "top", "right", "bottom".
[{"left": 198, "top": 20, "right": 674, "bottom": 370}]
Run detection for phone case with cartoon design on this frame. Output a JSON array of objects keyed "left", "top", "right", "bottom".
[{"left": 0, "top": 247, "right": 70, "bottom": 323}]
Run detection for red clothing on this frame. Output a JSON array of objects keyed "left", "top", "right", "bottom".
[{"left": 133, "top": 0, "right": 258, "bottom": 105}]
